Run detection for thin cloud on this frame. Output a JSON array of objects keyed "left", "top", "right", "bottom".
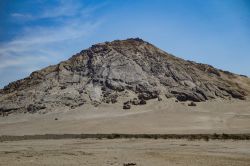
[
  {"left": 0, "top": 1, "right": 105, "bottom": 87},
  {"left": 11, "top": 0, "right": 106, "bottom": 21},
  {"left": 0, "top": 21, "right": 101, "bottom": 56},
  {"left": 11, "top": 1, "right": 77, "bottom": 20},
  {"left": 36, "top": 1, "right": 81, "bottom": 19},
  {"left": 0, "top": 55, "right": 50, "bottom": 69},
  {"left": 11, "top": 13, "right": 33, "bottom": 20},
  {"left": 0, "top": 20, "right": 102, "bottom": 72}
]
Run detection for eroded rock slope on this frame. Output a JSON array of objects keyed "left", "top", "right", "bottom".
[{"left": 0, "top": 38, "right": 249, "bottom": 114}]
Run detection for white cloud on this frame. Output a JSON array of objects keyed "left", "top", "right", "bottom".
[
  {"left": 0, "top": 21, "right": 101, "bottom": 56},
  {"left": 0, "top": 1, "right": 104, "bottom": 87},
  {"left": 11, "top": 13, "right": 33, "bottom": 20},
  {"left": 39, "top": 0, "right": 81, "bottom": 18},
  {"left": 0, "top": 20, "right": 101, "bottom": 71},
  {"left": 11, "top": 1, "right": 76, "bottom": 20},
  {"left": 0, "top": 54, "right": 49, "bottom": 69},
  {"left": 11, "top": 0, "right": 106, "bottom": 21}
]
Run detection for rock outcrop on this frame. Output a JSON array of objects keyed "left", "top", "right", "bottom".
[{"left": 0, "top": 38, "right": 249, "bottom": 114}]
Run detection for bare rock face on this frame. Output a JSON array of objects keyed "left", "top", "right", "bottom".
[{"left": 0, "top": 38, "right": 249, "bottom": 114}]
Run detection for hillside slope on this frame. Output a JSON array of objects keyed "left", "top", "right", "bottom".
[{"left": 0, "top": 38, "right": 249, "bottom": 114}]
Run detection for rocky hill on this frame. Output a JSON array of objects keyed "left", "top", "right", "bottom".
[{"left": 0, "top": 38, "right": 249, "bottom": 114}]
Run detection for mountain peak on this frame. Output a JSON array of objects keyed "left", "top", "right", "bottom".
[
  {"left": 95, "top": 38, "right": 148, "bottom": 49},
  {"left": 114, "top": 37, "right": 145, "bottom": 43},
  {"left": 0, "top": 39, "right": 249, "bottom": 114},
  {"left": 97, "top": 38, "right": 147, "bottom": 48}
]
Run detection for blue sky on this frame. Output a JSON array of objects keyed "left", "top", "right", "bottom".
[{"left": 0, "top": 0, "right": 249, "bottom": 88}]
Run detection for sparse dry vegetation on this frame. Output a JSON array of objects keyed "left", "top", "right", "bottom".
[{"left": 1, "top": 133, "right": 250, "bottom": 142}]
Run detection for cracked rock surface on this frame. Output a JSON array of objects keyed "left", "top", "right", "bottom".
[{"left": 0, "top": 38, "right": 249, "bottom": 114}]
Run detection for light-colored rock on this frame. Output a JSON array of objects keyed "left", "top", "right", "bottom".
[{"left": 0, "top": 38, "right": 249, "bottom": 114}]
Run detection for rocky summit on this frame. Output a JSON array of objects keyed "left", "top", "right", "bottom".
[{"left": 0, "top": 38, "right": 249, "bottom": 114}]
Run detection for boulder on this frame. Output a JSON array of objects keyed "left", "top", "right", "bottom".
[
  {"left": 123, "top": 104, "right": 131, "bottom": 109},
  {"left": 27, "top": 104, "right": 46, "bottom": 113},
  {"left": 131, "top": 98, "right": 140, "bottom": 105},
  {"left": 139, "top": 99, "right": 147, "bottom": 105},
  {"left": 188, "top": 102, "right": 197, "bottom": 106}
]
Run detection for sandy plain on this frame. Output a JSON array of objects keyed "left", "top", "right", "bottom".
[
  {"left": 1, "top": 98, "right": 250, "bottom": 166},
  {"left": 0, "top": 98, "right": 250, "bottom": 135},
  {"left": 0, "top": 138, "right": 250, "bottom": 166}
]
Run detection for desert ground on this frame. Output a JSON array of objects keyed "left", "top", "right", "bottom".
[
  {"left": 1, "top": 98, "right": 250, "bottom": 166},
  {"left": 1, "top": 98, "right": 250, "bottom": 135},
  {"left": 0, "top": 138, "right": 250, "bottom": 166}
]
